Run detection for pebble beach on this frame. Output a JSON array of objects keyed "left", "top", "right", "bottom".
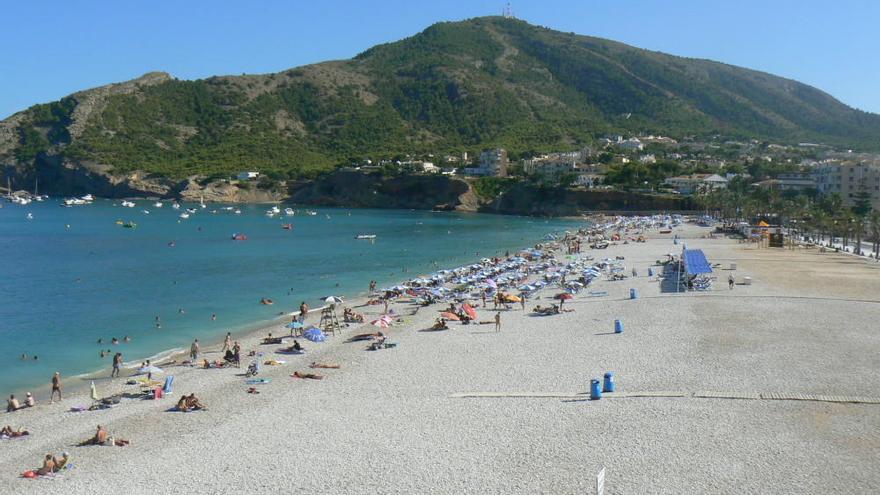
[{"left": 2, "top": 221, "right": 878, "bottom": 494}]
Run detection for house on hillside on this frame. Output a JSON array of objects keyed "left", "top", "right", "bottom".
[
  {"left": 237, "top": 171, "right": 260, "bottom": 181},
  {"left": 664, "top": 173, "right": 728, "bottom": 194}
]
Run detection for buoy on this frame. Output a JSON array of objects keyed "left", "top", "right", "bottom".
[
  {"left": 590, "top": 379, "right": 602, "bottom": 400},
  {"left": 614, "top": 319, "right": 623, "bottom": 333},
  {"left": 603, "top": 372, "right": 615, "bottom": 393}
]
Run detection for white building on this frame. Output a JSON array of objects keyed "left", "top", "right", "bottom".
[
  {"left": 617, "top": 138, "right": 644, "bottom": 151},
  {"left": 420, "top": 162, "right": 439, "bottom": 173},
  {"left": 237, "top": 171, "right": 260, "bottom": 180},
  {"left": 664, "top": 174, "right": 728, "bottom": 194},
  {"left": 464, "top": 149, "right": 508, "bottom": 176}
]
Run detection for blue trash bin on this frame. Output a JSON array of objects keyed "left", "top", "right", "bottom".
[
  {"left": 614, "top": 319, "right": 623, "bottom": 333},
  {"left": 630, "top": 288, "right": 638, "bottom": 299},
  {"left": 590, "top": 379, "right": 602, "bottom": 400},
  {"left": 603, "top": 372, "right": 615, "bottom": 393}
]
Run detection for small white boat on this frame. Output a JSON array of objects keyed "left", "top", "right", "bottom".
[
  {"left": 234, "top": 209, "right": 242, "bottom": 215},
  {"left": 154, "top": 202, "right": 164, "bottom": 208},
  {"left": 186, "top": 207, "right": 197, "bottom": 214},
  {"left": 121, "top": 200, "right": 136, "bottom": 208},
  {"left": 81, "top": 194, "right": 94, "bottom": 202},
  {"left": 172, "top": 203, "right": 181, "bottom": 210},
  {"left": 179, "top": 212, "right": 190, "bottom": 219},
  {"left": 265, "top": 211, "right": 276, "bottom": 217},
  {"left": 284, "top": 208, "right": 295, "bottom": 216},
  {"left": 270, "top": 205, "right": 281, "bottom": 214},
  {"left": 305, "top": 210, "right": 317, "bottom": 216},
  {"left": 26, "top": 212, "right": 34, "bottom": 220},
  {"left": 142, "top": 209, "right": 150, "bottom": 214},
  {"left": 355, "top": 234, "right": 377, "bottom": 240}
]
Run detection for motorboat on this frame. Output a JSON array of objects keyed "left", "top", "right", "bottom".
[
  {"left": 282, "top": 223, "right": 293, "bottom": 230},
  {"left": 142, "top": 209, "right": 150, "bottom": 214},
  {"left": 231, "top": 233, "right": 248, "bottom": 241},
  {"left": 234, "top": 209, "right": 242, "bottom": 215},
  {"left": 121, "top": 200, "right": 136, "bottom": 208},
  {"left": 179, "top": 212, "right": 190, "bottom": 219},
  {"left": 186, "top": 207, "right": 197, "bottom": 214},
  {"left": 154, "top": 201, "right": 164, "bottom": 208},
  {"left": 81, "top": 194, "right": 94, "bottom": 202},
  {"left": 26, "top": 212, "right": 33, "bottom": 220},
  {"left": 355, "top": 234, "right": 377, "bottom": 240},
  {"left": 305, "top": 210, "right": 317, "bottom": 216},
  {"left": 269, "top": 205, "right": 281, "bottom": 214},
  {"left": 172, "top": 203, "right": 181, "bottom": 210},
  {"left": 284, "top": 208, "right": 295, "bottom": 216}
]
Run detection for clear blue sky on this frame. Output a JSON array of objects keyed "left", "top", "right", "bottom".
[{"left": 1, "top": 0, "right": 877, "bottom": 118}]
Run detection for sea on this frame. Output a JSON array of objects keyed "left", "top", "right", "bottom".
[{"left": 0, "top": 200, "right": 581, "bottom": 396}]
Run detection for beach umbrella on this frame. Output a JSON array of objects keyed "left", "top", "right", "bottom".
[
  {"left": 90, "top": 381, "right": 99, "bottom": 401},
  {"left": 323, "top": 296, "right": 344, "bottom": 304},
  {"left": 303, "top": 327, "right": 326, "bottom": 343},
  {"left": 484, "top": 278, "right": 497, "bottom": 288},
  {"left": 286, "top": 321, "right": 304, "bottom": 329},
  {"left": 555, "top": 293, "right": 574, "bottom": 300},
  {"left": 461, "top": 303, "right": 477, "bottom": 320},
  {"left": 439, "top": 312, "right": 460, "bottom": 321},
  {"left": 138, "top": 365, "right": 163, "bottom": 375},
  {"left": 370, "top": 318, "right": 391, "bottom": 328}
]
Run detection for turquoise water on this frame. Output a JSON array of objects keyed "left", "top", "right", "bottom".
[{"left": 0, "top": 200, "right": 579, "bottom": 396}]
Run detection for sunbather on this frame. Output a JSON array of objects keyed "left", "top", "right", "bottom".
[
  {"left": 79, "top": 425, "right": 129, "bottom": 446},
  {"left": 309, "top": 362, "right": 340, "bottom": 369},
  {"left": 184, "top": 393, "right": 206, "bottom": 411},
  {"left": 1, "top": 426, "right": 29, "bottom": 437},
  {"left": 430, "top": 318, "right": 449, "bottom": 331},
  {"left": 292, "top": 371, "right": 323, "bottom": 380},
  {"left": 6, "top": 394, "right": 20, "bottom": 412},
  {"left": 52, "top": 452, "right": 69, "bottom": 471},
  {"left": 36, "top": 454, "right": 55, "bottom": 476}
]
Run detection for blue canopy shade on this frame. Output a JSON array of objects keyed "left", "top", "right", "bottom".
[{"left": 683, "top": 249, "right": 712, "bottom": 276}]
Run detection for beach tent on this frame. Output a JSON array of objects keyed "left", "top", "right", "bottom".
[{"left": 682, "top": 249, "right": 712, "bottom": 276}]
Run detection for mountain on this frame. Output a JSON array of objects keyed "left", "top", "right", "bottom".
[{"left": 2, "top": 16, "right": 879, "bottom": 188}]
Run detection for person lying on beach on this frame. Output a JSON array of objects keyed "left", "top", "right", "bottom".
[
  {"left": 79, "top": 425, "right": 129, "bottom": 446},
  {"left": 261, "top": 333, "right": 283, "bottom": 345},
  {"left": 346, "top": 333, "right": 381, "bottom": 342},
  {"left": 7, "top": 395, "right": 20, "bottom": 412},
  {"left": 430, "top": 319, "right": 449, "bottom": 331},
  {"left": 1, "top": 426, "right": 30, "bottom": 438},
  {"left": 292, "top": 371, "right": 323, "bottom": 380},
  {"left": 309, "top": 362, "right": 340, "bottom": 369}
]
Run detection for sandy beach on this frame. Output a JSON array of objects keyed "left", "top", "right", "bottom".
[{"left": 2, "top": 222, "right": 878, "bottom": 494}]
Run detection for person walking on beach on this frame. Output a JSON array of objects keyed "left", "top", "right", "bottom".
[
  {"left": 494, "top": 312, "right": 501, "bottom": 333},
  {"left": 299, "top": 302, "right": 309, "bottom": 323},
  {"left": 50, "top": 372, "right": 62, "bottom": 403},
  {"left": 222, "top": 332, "right": 233, "bottom": 353},
  {"left": 728, "top": 274, "right": 735, "bottom": 290},
  {"left": 111, "top": 353, "right": 122, "bottom": 378},
  {"left": 190, "top": 339, "right": 200, "bottom": 361},
  {"left": 520, "top": 294, "right": 526, "bottom": 311}
]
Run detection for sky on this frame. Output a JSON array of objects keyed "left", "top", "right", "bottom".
[{"left": 1, "top": 0, "right": 878, "bottom": 118}]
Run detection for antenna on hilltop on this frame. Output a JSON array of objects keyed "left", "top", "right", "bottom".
[{"left": 503, "top": 2, "right": 515, "bottom": 19}]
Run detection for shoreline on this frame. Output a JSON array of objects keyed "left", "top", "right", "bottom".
[{"left": 5, "top": 213, "right": 577, "bottom": 403}]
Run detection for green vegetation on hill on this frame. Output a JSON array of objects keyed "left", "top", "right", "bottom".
[{"left": 2, "top": 16, "right": 879, "bottom": 179}]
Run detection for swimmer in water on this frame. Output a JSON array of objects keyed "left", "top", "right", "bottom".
[
  {"left": 123, "top": 336, "right": 130, "bottom": 342},
  {"left": 211, "top": 314, "right": 216, "bottom": 321}
]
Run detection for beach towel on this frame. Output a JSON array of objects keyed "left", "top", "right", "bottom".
[{"left": 246, "top": 378, "right": 271, "bottom": 385}]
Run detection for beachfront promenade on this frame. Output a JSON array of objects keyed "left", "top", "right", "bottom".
[{"left": 2, "top": 224, "right": 878, "bottom": 494}]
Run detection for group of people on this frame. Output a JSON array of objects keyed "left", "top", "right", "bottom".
[
  {"left": 175, "top": 393, "right": 207, "bottom": 412},
  {"left": 343, "top": 307, "right": 365, "bottom": 323},
  {"left": 28, "top": 452, "right": 69, "bottom": 477},
  {"left": 6, "top": 392, "right": 35, "bottom": 412}
]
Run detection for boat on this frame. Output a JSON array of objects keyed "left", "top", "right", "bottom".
[
  {"left": 270, "top": 205, "right": 281, "bottom": 214},
  {"left": 305, "top": 210, "right": 317, "bottom": 216},
  {"left": 172, "top": 203, "right": 181, "bottom": 210},
  {"left": 355, "top": 234, "right": 377, "bottom": 240},
  {"left": 284, "top": 208, "right": 295, "bottom": 216},
  {"left": 186, "top": 207, "right": 197, "bottom": 214},
  {"left": 121, "top": 200, "right": 135, "bottom": 208},
  {"left": 282, "top": 223, "right": 293, "bottom": 230},
  {"left": 81, "top": 194, "right": 94, "bottom": 202},
  {"left": 122, "top": 221, "right": 137, "bottom": 229},
  {"left": 142, "top": 210, "right": 150, "bottom": 214},
  {"left": 231, "top": 233, "right": 248, "bottom": 241},
  {"left": 260, "top": 297, "right": 273, "bottom": 305},
  {"left": 265, "top": 210, "right": 276, "bottom": 217},
  {"left": 154, "top": 202, "right": 164, "bottom": 208},
  {"left": 26, "top": 212, "right": 33, "bottom": 220},
  {"left": 179, "top": 213, "right": 190, "bottom": 219},
  {"left": 234, "top": 209, "right": 242, "bottom": 215}
]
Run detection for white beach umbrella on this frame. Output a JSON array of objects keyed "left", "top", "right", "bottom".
[{"left": 137, "top": 365, "right": 164, "bottom": 375}]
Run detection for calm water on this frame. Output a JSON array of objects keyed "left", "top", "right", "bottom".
[{"left": 0, "top": 200, "right": 579, "bottom": 395}]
